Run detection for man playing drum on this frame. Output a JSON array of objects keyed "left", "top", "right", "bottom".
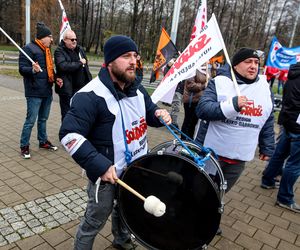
[
  {"left": 59, "top": 35, "right": 171, "bottom": 250},
  {"left": 195, "top": 48, "right": 275, "bottom": 193}
]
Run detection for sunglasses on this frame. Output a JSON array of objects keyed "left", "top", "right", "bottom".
[{"left": 68, "top": 38, "right": 77, "bottom": 42}]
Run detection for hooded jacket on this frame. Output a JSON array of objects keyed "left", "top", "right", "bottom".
[{"left": 278, "top": 62, "right": 300, "bottom": 134}]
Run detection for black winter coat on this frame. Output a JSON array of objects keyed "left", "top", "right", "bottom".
[
  {"left": 278, "top": 62, "right": 300, "bottom": 134},
  {"left": 54, "top": 42, "right": 92, "bottom": 96},
  {"left": 18, "top": 42, "right": 53, "bottom": 98}
]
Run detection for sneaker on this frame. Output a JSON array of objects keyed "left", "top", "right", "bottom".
[
  {"left": 20, "top": 146, "right": 31, "bottom": 159},
  {"left": 39, "top": 140, "right": 58, "bottom": 151},
  {"left": 112, "top": 239, "right": 137, "bottom": 250},
  {"left": 276, "top": 201, "right": 300, "bottom": 213},
  {"left": 260, "top": 182, "right": 279, "bottom": 189}
]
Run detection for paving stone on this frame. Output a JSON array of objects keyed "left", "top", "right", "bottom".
[
  {"left": 0, "top": 226, "right": 14, "bottom": 236},
  {"left": 39, "top": 216, "right": 55, "bottom": 224},
  {"left": 0, "top": 208, "right": 14, "bottom": 215},
  {"left": 45, "top": 221, "right": 59, "bottom": 229},
  {"left": 57, "top": 217, "right": 71, "bottom": 225},
  {"left": 53, "top": 212, "right": 65, "bottom": 221},
  {"left": 35, "top": 198, "right": 46, "bottom": 204},
  {"left": 55, "top": 193, "right": 65, "bottom": 199},
  {"left": 11, "top": 221, "right": 26, "bottom": 231},
  {"left": 46, "top": 207, "right": 58, "bottom": 215},
  {"left": 0, "top": 239, "right": 8, "bottom": 247},
  {"left": 29, "top": 206, "right": 43, "bottom": 214},
  {"left": 39, "top": 202, "right": 51, "bottom": 210},
  {"left": 59, "top": 197, "right": 71, "bottom": 205},
  {"left": 271, "top": 225, "right": 297, "bottom": 244},
  {"left": 277, "top": 240, "right": 300, "bottom": 250},
  {"left": 0, "top": 220, "right": 9, "bottom": 229},
  {"left": 55, "top": 204, "right": 67, "bottom": 212},
  {"left": 17, "top": 209, "right": 29, "bottom": 216},
  {"left": 232, "top": 220, "right": 257, "bottom": 237},
  {"left": 31, "top": 226, "right": 46, "bottom": 234},
  {"left": 40, "top": 227, "right": 71, "bottom": 247},
  {"left": 69, "top": 194, "right": 80, "bottom": 201},
  {"left": 45, "top": 196, "right": 56, "bottom": 202},
  {"left": 73, "top": 199, "right": 84, "bottom": 206},
  {"left": 15, "top": 235, "right": 44, "bottom": 249},
  {"left": 235, "top": 233, "right": 263, "bottom": 250},
  {"left": 17, "top": 227, "right": 34, "bottom": 238},
  {"left": 49, "top": 199, "right": 60, "bottom": 207},
  {"left": 21, "top": 214, "right": 34, "bottom": 222},
  {"left": 27, "top": 219, "right": 41, "bottom": 229},
  {"left": 5, "top": 233, "right": 20, "bottom": 244},
  {"left": 24, "top": 201, "right": 36, "bottom": 209},
  {"left": 253, "top": 229, "right": 280, "bottom": 248},
  {"left": 64, "top": 190, "right": 75, "bottom": 196},
  {"left": 35, "top": 212, "right": 49, "bottom": 220}
]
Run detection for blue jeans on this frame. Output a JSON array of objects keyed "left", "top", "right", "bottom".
[
  {"left": 20, "top": 96, "right": 52, "bottom": 147},
  {"left": 74, "top": 181, "right": 130, "bottom": 250},
  {"left": 262, "top": 128, "right": 300, "bottom": 205}
]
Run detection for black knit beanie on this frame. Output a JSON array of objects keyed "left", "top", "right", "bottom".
[
  {"left": 104, "top": 35, "right": 138, "bottom": 65},
  {"left": 36, "top": 22, "right": 51, "bottom": 39},
  {"left": 232, "top": 48, "right": 259, "bottom": 66}
]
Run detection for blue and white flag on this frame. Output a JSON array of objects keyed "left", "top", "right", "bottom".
[{"left": 266, "top": 37, "right": 300, "bottom": 70}]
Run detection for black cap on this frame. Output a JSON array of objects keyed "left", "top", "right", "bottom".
[
  {"left": 104, "top": 35, "right": 138, "bottom": 65},
  {"left": 36, "top": 22, "right": 51, "bottom": 39},
  {"left": 232, "top": 48, "right": 260, "bottom": 66}
]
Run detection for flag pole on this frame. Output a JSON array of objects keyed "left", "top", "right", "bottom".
[
  {"left": 57, "top": 0, "right": 65, "bottom": 11},
  {"left": 211, "top": 14, "right": 241, "bottom": 96},
  {"left": 0, "top": 27, "right": 42, "bottom": 72}
]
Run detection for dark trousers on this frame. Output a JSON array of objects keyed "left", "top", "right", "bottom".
[
  {"left": 59, "top": 95, "right": 72, "bottom": 122},
  {"left": 181, "top": 102, "right": 198, "bottom": 140},
  {"left": 219, "top": 160, "right": 246, "bottom": 193}
]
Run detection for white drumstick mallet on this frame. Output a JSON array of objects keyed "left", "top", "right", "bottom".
[{"left": 116, "top": 178, "right": 166, "bottom": 217}]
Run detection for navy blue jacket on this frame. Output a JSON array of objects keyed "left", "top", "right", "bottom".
[
  {"left": 195, "top": 64, "right": 275, "bottom": 158},
  {"left": 278, "top": 62, "right": 300, "bottom": 134},
  {"left": 59, "top": 67, "right": 162, "bottom": 183},
  {"left": 19, "top": 41, "right": 53, "bottom": 98}
]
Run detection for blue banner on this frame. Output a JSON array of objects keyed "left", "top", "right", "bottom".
[{"left": 266, "top": 37, "right": 300, "bottom": 70}]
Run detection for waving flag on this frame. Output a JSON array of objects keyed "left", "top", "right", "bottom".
[
  {"left": 150, "top": 28, "right": 178, "bottom": 83},
  {"left": 151, "top": 14, "right": 223, "bottom": 104},
  {"left": 58, "top": 0, "right": 71, "bottom": 41},
  {"left": 190, "top": 0, "right": 207, "bottom": 41},
  {"left": 265, "top": 36, "right": 300, "bottom": 81}
]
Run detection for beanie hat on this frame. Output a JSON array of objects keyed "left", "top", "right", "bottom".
[
  {"left": 232, "top": 48, "right": 259, "bottom": 66},
  {"left": 36, "top": 22, "right": 51, "bottom": 39},
  {"left": 104, "top": 35, "right": 138, "bottom": 65}
]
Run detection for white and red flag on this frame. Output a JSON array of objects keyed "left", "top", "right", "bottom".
[
  {"left": 151, "top": 14, "right": 224, "bottom": 104},
  {"left": 58, "top": 0, "right": 71, "bottom": 41},
  {"left": 190, "top": 0, "right": 207, "bottom": 42}
]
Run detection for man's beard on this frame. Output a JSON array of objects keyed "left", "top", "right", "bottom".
[{"left": 112, "top": 67, "right": 136, "bottom": 84}]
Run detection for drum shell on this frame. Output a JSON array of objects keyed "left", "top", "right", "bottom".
[{"left": 118, "top": 144, "right": 223, "bottom": 250}]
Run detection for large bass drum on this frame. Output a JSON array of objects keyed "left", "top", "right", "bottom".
[{"left": 117, "top": 140, "right": 226, "bottom": 250}]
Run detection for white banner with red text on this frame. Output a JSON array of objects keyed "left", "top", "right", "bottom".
[{"left": 151, "top": 14, "right": 224, "bottom": 104}]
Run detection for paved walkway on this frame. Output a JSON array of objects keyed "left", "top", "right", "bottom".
[{"left": 0, "top": 75, "right": 299, "bottom": 250}]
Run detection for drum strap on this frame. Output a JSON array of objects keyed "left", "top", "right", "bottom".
[
  {"left": 117, "top": 102, "right": 132, "bottom": 165},
  {"left": 159, "top": 117, "right": 214, "bottom": 168}
]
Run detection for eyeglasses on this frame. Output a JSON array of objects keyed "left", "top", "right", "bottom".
[{"left": 68, "top": 38, "right": 77, "bottom": 42}]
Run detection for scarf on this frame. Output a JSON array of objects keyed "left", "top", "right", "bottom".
[{"left": 35, "top": 39, "right": 55, "bottom": 83}]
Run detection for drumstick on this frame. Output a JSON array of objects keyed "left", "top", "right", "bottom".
[
  {"left": 116, "top": 178, "right": 166, "bottom": 217},
  {"left": 136, "top": 167, "right": 183, "bottom": 185},
  {"left": 116, "top": 178, "right": 145, "bottom": 201}
]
